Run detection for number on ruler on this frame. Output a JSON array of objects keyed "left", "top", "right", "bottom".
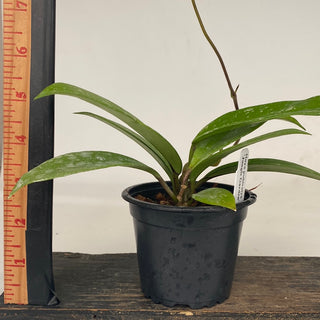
[
  {"left": 14, "top": 258, "right": 26, "bottom": 265},
  {"left": 16, "top": 46, "right": 27, "bottom": 55},
  {"left": 16, "top": 91, "right": 27, "bottom": 99},
  {"left": 15, "top": 135, "right": 27, "bottom": 143},
  {"left": 16, "top": 1, "right": 27, "bottom": 8},
  {"left": 14, "top": 219, "right": 26, "bottom": 226}
]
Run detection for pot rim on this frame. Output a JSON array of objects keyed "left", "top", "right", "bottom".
[{"left": 122, "top": 181, "right": 257, "bottom": 213}]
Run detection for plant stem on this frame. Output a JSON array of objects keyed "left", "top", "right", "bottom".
[
  {"left": 177, "top": 168, "right": 192, "bottom": 206},
  {"left": 191, "top": 0, "right": 239, "bottom": 111},
  {"left": 155, "top": 175, "right": 178, "bottom": 203}
]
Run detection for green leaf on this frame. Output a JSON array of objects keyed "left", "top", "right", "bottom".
[
  {"left": 189, "top": 115, "right": 306, "bottom": 169},
  {"left": 75, "top": 111, "right": 174, "bottom": 181},
  {"left": 192, "top": 187, "right": 236, "bottom": 211},
  {"left": 189, "top": 128, "right": 310, "bottom": 181},
  {"left": 193, "top": 96, "right": 320, "bottom": 144},
  {"left": 10, "top": 151, "right": 162, "bottom": 196},
  {"left": 35, "top": 83, "right": 182, "bottom": 174},
  {"left": 189, "top": 122, "right": 263, "bottom": 168},
  {"left": 199, "top": 158, "right": 320, "bottom": 183},
  {"left": 278, "top": 116, "right": 306, "bottom": 130}
]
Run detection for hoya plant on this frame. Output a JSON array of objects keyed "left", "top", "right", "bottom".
[{"left": 10, "top": 0, "right": 320, "bottom": 210}]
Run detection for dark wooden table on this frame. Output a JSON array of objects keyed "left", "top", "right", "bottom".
[{"left": 1, "top": 253, "right": 319, "bottom": 319}]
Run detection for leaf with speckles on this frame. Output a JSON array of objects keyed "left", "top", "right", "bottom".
[
  {"left": 75, "top": 111, "right": 174, "bottom": 180},
  {"left": 189, "top": 128, "right": 310, "bottom": 181},
  {"left": 192, "top": 96, "right": 320, "bottom": 144},
  {"left": 9, "top": 151, "right": 161, "bottom": 197},
  {"left": 198, "top": 158, "right": 320, "bottom": 184},
  {"left": 35, "top": 83, "right": 182, "bottom": 175},
  {"left": 189, "top": 122, "right": 263, "bottom": 168}
]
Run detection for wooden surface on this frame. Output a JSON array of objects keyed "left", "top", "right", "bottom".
[{"left": 1, "top": 253, "right": 320, "bottom": 319}]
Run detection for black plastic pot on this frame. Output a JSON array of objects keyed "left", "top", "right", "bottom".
[{"left": 122, "top": 182, "right": 256, "bottom": 309}]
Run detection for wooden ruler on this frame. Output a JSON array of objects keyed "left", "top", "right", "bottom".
[{"left": 3, "top": 0, "right": 32, "bottom": 304}]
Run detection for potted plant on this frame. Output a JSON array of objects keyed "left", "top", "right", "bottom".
[{"left": 10, "top": 0, "right": 320, "bottom": 309}]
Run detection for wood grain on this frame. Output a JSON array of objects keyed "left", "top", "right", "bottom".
[{"left": 1, "top": 253, "right": 319, "bottom": 319}]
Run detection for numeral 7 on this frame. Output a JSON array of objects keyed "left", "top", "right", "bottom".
[{"left": 16, "top": 0, "right": 27, "bottom": 8}]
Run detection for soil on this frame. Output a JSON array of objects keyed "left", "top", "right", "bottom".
[
  {"left": 135, "top": 192, "right": 176, "bottom": 206},
  {"left": 135, "top": 192, "right": 206, "bottom": 207}
]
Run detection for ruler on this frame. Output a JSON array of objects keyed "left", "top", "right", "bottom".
[
  {"left": 3, "top": 0, "right": 32, "bottom": 304},
  {"left": 2, "top": 0, "right": 57, "bottom": 305}
]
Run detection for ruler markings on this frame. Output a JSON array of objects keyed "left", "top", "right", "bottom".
[
  {"left": 5, "top": 9, "right": 27, "bottom": 12},
  {"left": 3, "top": 32, "right": 23, "bottom": 35},
  {"left": 4, "top": 121, "right": 22, "bottom": 124},
  {"left": 4, "top": 55, "right": 27, "bottom": 58},
  {"left": 4, "top": 245, "right": 22, "bottom": 249},
  {"left": 3, "top": 0, "right": 31, "bottom": 304},
  {"left": 4, "top": 75, "right": 24, "bottom": 78}
]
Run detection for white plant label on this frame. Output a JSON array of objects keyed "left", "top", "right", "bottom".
[{"left": 233, "top": 148, "right": 249, "bottom": 203}]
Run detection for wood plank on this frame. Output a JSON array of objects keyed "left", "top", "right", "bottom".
[{"left": 0, "top": 254, "right": 319, "bottom": 319}]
